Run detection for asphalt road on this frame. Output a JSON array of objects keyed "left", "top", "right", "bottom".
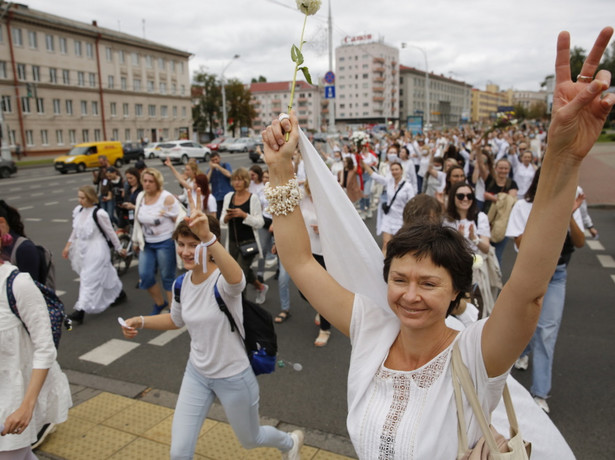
[{"left": 2, "top": 156, "right": 614, "bottom": 459}]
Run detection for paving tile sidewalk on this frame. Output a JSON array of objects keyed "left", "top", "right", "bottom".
[{"left": 34, "top": 370, "right": 357, "bottom": 460}]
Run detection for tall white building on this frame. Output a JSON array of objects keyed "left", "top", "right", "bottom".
[{"left": 335, "top": 35, "right": 399, "bottom": 124}]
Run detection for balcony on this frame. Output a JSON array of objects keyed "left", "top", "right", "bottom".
[
  {"left": 373, "top": 96, "right": 385, "bottom": 102},
  {"left": 373, "top": 76, "right": 385, "bottom": 83},
  {"left": 373, "top": 66, "right": 385, "bottom": 73},
  {"left": 373, "top": 86, "right": 384, "bottom": 93},
  {"left": 373, "top": 57, "right": 385, "bottom": 64},
  {"left": 322, "top": 108, "right": 329, "bottom": 114}
]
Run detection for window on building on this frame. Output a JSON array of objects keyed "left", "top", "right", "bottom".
[
  {"left": 17, "top": 64, "right": 26, "bottom": 80},
  {"left": 1, "top": 95, "right": 11, "bottom": 113},
  {"left": 28, "top": 30, "right": 37, "bottom": 49},
  {"left": 121, "top": 76, "right": 127, "bottom": 90},
  {"left": 59, "top": 37, "right": 67, "bottom": 54},
  {"left": 86, "top": 42, "right": 93, "bottom": 59},
  {"left": 62, "top": 69, "right": 70, "bottom": 85},
  {"left": 173, "top": 106, "right": 177, "bottom": 118},
  {"left": 65, "top": 99, "right": 73, "bottom": 115},
  {"left": 32, "top": 65, "right": 40, "bottom": 82},
  {"left": 41, "top": 129, "right": 48, "bottom": 145},
  {"left": 171, "top": 83, "right": 177, "bottom": 95},
  {"left": 180, "top": 85, "right": 185, "bottom": 95},
  {"left": 82, "top": 129, "right": 89, "bottom": 142},
  {"left": 180, "top": 62, "right": 184, "bottom": 74},
  {"left": 119, "top": 50, "right": 125, "bottom": 64},
  {"left": 181, "top": 106, "right": 186, "bottom": 117},
  {"left": 94, "top": 129, "right": 101, "bottom": 141},
  {"left": 12, "top": 28, "right": 23, "bottom": 46},
  {"left": 92, "top": 101, "right": 99, "bottom": 115},
  {"left": 131, "top": 52, "right": 139, "bottom": 66},
  {"left": 133, "top": 78, "right": 141, "bottom": 91},
  {"left": 108, "top": 75, "right": 114, "bottom": 89},
  {"left": 25, "top": 130, "right": 33, "bottom": 146},
  {"left": 77, "top": 71, "right": 85, "bottom": 86},
  {"left": 148, "top": 104, "right": 156, "bottom": 116},
  {"left": 161, "top": 105, "right": 168, "bottom": 118},
  {"left": 89, "top": 72, "right": 96, "bottom": 87},
  {"left": 171, "top": 60, "right": 176, "bottom": 72},
  {"left": 105, "top": 47, "right": 112, "bottom": 61},
  {"left": 0, "top": 61, "right": 6, "bottom": 79},
  {"left": 52, "top": 98, "right": 60, "bottom": 114},
  {"left": 68, "top": 129, "right": 76, "bottom": 144},
  {"left": 158, "top": 58, "right": 165, "bottom": 70},
  {"left": 135, "top": 104, "right": 143, "bottom": 116},
  {"left": 160, "top": 82, "right": 166, "bottom": 94},
  {"left": 146, "top": 55, "right": 153, "bottom": 68},
  {"left": 56, "top": 129, "right": 63, "bottom": 145},
  {"left": 49, "top": 68, "right": 57, "bottom": 83},
  {"left": 21, "top": 97, "right": 30, "bottom": 113},
  {"left": 122, "top": 103, "right": 129, "bottom": 117},
  {"left": 45, "top": 34, "right": 54, "bottom": 51},
  {"left": 8, "top": 130, "right": 16, "bottom": 146},
  {"left": 124, "top": 128, "right": 131, "bottom": 141},
  {"left": 110, "top": 102, "right": 116, "bottom": 116},
  {"left": 112, "top": 128, "right": 119, "bottom": 140},
  {"left": 74, "top": 40, "right": 82, "bottom": 56},
  {"left": 80, "top": 100, "right": 87, "bottom": 115}
]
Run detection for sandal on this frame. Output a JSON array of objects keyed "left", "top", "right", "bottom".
[
  {"left": 274, "top": 311, "right": 291, "bottom": 323},
  {"left": 314, "top": 330, "right": 331, "bottom": 347}
]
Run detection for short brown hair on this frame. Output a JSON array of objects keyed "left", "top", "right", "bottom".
[
  {"left": 172, "top": 215, "right": 221, "bottom": 242},
  {"left": 402, "top": 195, "right": 442, "bottom": 227},
  {"left": 231, "top": 168, "right": 251, "bottom": 189}
]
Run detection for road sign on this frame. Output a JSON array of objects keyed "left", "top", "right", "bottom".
[
  {"left": 324, "top": 71, "right": 335, "bottom": 84},
  {"left": 325, "top": 86, "right": 335, "bottom": 99}
]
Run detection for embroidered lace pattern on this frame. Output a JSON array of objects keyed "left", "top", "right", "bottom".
[{"left": 372, "top": 349, "right": 450, "bottom": 459}]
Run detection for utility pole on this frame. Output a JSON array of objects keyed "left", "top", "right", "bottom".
[{"left": 327, "top": 0, "right": 335, "bottom": 133}]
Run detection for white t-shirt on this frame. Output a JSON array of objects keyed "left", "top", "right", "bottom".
[
  {"left": 137, "top": 190, "right": 180, "bottom": 243},
  {"left": 300, "top": 196, "right": 322, "bottom": 255},
  {"left": 171, "top": 269, "right": 249, "bottom": 379},
  {"left": 347, "top": 294, "right": 508, "bottom": 459},
  {"left": 444, "top": 213, "right": 491, "bottom": 253}
]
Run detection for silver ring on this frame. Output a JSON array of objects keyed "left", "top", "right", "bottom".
[
  {"left": 577, "top": 74, "right": 593, "bottom": 83},
  {"left": 278, "top": 113, "right": 290, "bottom": 122}
]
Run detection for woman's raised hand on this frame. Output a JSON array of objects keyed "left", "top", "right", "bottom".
[
  {"left": 261, "top": 112, "right": 300, "bottom": 183},
  {"left": 185, "top": 187, "right": 211, "bottom": 241},
  {"left": 548, "top": 27, "right": 614, "bottom": 161}
]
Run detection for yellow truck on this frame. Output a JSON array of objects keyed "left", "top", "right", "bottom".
[{"left": 54, "top": 141, "right": 124, "bottom": 174}]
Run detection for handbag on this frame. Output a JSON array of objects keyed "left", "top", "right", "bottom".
[
  {"left": 230, "top": 193, "right": 259, "bottom": 258},
  {"left": 451, "top": 342, "right": 531, "bottom": 459},
  {"left": 381, "top": 180, "right": 406, "bottom": 215}
]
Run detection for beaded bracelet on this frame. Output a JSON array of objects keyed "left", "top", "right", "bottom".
[{"left": 264, "top": 175, "right": 303, "bottom": 216}]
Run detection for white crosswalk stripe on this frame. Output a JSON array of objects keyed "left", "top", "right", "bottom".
[
  {"left": 586, "top": 240, "right": 604, "bottom": 251},
  {"left": 79, "top": 339, "right": 140, "bottom": 365},
  {"left": 148, "top": 327, "right": 187, "bottom": 346},
  {"left": 597, "top": 254, "right": 615, "bottom": 268}
]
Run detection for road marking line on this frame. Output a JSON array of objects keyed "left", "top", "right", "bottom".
[
  {"left": 79, "top": 339, "right": 140, "bottom": 365},
  {"left": 49, "top": 182, "right": 59, "bottom": 186},
  {"left": 56, "top": 290, "right": 66, "bottom": 296},
  {"left": 612, "top": 275, "right": 615, "bottom": 286},
  {"left": 6, "top": 196, "right": 19, "bottom": 201},
  {"left": 44, "top": 201, "right": 59, "bottom": 206},
  {"left": 68, "top": 197, "right": 78, "bottom": 202},
  {"left": 148, "top": 327, "right": 187, "bottom": 346},
  {"left": 73, "top": 277, "right": 80, "bottom": 282},
  {"left": 31, "top": 192, "right": 45, "bottom": 197},
  {"left": 12, "top": 188, "right": 22, "bottom": 191},
  {"left": 51, "top": 219, "right": 69, "bottom": 223},
  {"left": 25, "top": 218, "right": 42, "bottom": 222},
  {"left": 597, "top": 255, "right": 615, "bottom": 268},
  {"left": 586, "top": 240, "right": 604, "bottom": 251},
  {"left": 30, "top": 185, "right": 41, "bottom": 189},
  {"left": 18, "top": 206, "right": 33, "bottom": 211}
]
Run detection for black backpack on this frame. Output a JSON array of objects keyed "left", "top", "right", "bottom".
[
  {"left": 10, "top": 237, "right": 56, "bottom": 290},
  {"left": 174, "top": 273, "right": 277, "bottom": 375}
]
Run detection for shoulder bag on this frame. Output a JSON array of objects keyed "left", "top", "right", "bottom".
[
  {"left": 381, "top": 180, "right": 406, "bottom": 214},
  {"left": 451, "top": 342, "right": 531, "bottom": 459}
]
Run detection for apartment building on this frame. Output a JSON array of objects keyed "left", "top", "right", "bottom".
[
  {"left": 512, "top": 89, "right": 547, "bottom": 110},
  {"left": 0, "top": 3, "right": 192, "bottom": 156},
  {"left": 470, "top": 84, "right": 514, "bottom": 122},
  {"left": 335, "top": 36, "right": 399, "bottom": 124},
  {"left": 250, "top": 80, "right": 322, "bottom": 132},
  {"left": 399, "top": 65, "right": 472, "bottom": 129}
]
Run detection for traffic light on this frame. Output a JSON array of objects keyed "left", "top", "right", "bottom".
[{"left": 26, "top": 83, "right": 33, "bottom": 98}]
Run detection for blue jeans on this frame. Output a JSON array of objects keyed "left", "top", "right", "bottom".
[
  {"left": 359, "top": 173, "right": 372, "bottom": 212},
  {"left": 523, "top": 264, "right": 567, "bottom": 399},
  {"left": 491, "top": 237, "right": 509, "bottom": 267},
  {"left": 100, "top": 198, "right": 116, "bottom": 225},
  {"left": 170, "top": 362, "right": 292, "bottom": 459},
  {"left": 278, "top": 259, "right": 290, "bottom": 311},
  {"left": 138, "top": 238, "right": 176, "bottom": 291}
]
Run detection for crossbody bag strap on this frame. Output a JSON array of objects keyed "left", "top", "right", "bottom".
[
  {"left": 212, "top": 274, "right": 244, "bottom": 340},
  {"left": 451, "top": 342, "right": 501, "bottom": 454},
  {"left": 5, "top": 269, "right": 28, "bottom": 333},
  {"left": 387, "top": 180, "right": 406, "bottom": 206},
  {"left": 9, "top": 236, "right": 27, "bottom": 265}
]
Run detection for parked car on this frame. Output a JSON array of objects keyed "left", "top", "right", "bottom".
[
  {"left": 249, "top": 139, "right": 264, "bottom": 163},
  {"left": 218, "top": 137, "right": 237, "bottom": 152},
  {"left": 227, "top": 137, "right": 257, "bottom": 153},
  {"left": 206, "top": 137, "right": 225, "bottom": 151},
  {"left": 144, "top": 142, "right": 165, "bottom": 159},
  {"left": 122, "top": 142, "right": 145, "bottom": 162},
  {"left": 158, "top": 141, "right": 211, "bottom": 164},
  {"left": 54, "top": 141, "right": 124, "bottom": 174},
  {"left": 0, "top": 158, "right": 17, "bottom": 178}
]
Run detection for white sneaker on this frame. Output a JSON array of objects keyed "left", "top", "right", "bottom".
[
  {"left": 283, "top": 430, "right": 304, "bottom": 460},
  {"left": 366, "top": 210, "right": 373, "bottom": 218},
  {"left": 314, "top": 330, "right": 331, "bottom": 347},
  {"left": 255, "top": 284, "right": 269, "bottom": 304},
  {"left": 514, "top": 355, "right": 529, "bottom": 370},
  {"left": 265, "top": 257, "right": 278, "bottom": 269},
  {"left": 533, "top": 396, "right": 550, "bottom": 414}
]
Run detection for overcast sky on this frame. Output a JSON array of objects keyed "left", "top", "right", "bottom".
[{"left": 24, "top": 0, "right": 615, "bottom": 91}]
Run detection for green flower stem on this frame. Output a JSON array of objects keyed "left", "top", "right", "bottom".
[{"left": 286, "top": 13, "right": 308, "bottom": 141}]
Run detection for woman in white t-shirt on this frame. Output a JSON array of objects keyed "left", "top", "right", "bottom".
[
  {"left": 444, "top": 182, "right": 491, "bottom": 255},
  {"left": 121, "top": 194, "right": 303, "bottom": 460},
  {"left": 260, "top": 26, "right": 613, "bottom": 457}
]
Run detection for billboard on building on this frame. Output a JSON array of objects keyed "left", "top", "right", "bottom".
[{"left": 406, "top": 116, "right": 423, "bottom": 135}]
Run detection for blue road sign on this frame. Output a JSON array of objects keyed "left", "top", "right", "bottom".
[
  {"left": 324, "top": 71, "right": 335, "bottom": 84},
  {"left": 325, "top": 86, "right": 335, "bottom": 99}
]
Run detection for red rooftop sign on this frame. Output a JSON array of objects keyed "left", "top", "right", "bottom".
[{"left": 343, "top": 34, "right": 373, "bottom": 44}]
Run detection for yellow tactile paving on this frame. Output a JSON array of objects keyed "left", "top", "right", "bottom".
[
  {"left": 107, "top": 437, "right": 170, "bottom": 460},
  {"left": 102, "top": 400, "right": 174, "bottom": 435},
  {"left": 68, "top": 392, "right": 138, "bottom": 424},
  {"left": 312, "top": 449, "right": 356, "bottom": 460},
  {"left": 37, "top": 416, "right": 97, "bottom": 457},
  {"left": 194, "top": 422, "right": 245, "bottom": 460},
  {"left": 142, "top": 414, "right": 218, "bottom": 446}
]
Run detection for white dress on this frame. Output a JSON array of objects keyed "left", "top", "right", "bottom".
[
  {"left": 0, "top": 264, "right": 72, "bottom": 451},
  {"left": 69, "top": 206, "right": 123, "bottom": 314}
]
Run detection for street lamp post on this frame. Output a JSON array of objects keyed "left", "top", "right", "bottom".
[
  {"left": 221, "top": 54, "right": 239, "bottom": 137},
  {"left": 401, "top": 43, "right": 430, "bottom": 130}
]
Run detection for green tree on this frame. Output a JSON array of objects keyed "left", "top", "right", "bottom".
[
  {"left": 598, "top": 41, "right": 615, "bottom": 76},
  {"left": 527, "top": 101, "right": 547, "bottom": 120},
  {"left": 251, "top": 75, "right": 267, "bottom": 83},
  {"left": 513, "top": 103, "right": 527, "bottom": 120},
  {"left": 570, "top": 46, "right": 586, "bottom": 82},
  {"left": 192, "top": 68, "right": 221, "bottom": 137},
  {"left": 225, "top": 79, "right": 256, "bottom": 136}
]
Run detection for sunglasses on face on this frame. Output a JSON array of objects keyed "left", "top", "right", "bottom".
[{"left": 455, "top": 193, "right": 474, "bottom": 201}]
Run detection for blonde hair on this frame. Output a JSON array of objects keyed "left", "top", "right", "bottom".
[
  {"left": 231, "top": 168, "right": 251, "bottom": 189},
  {"left": 141, "top": 167, "right": 164, "bottom": 190},
  {"left": 78, "top": 185, "right": 98, "bottom": 205},
  {"left": 186, "top": 159, "right": 201, "bottom": 177}
]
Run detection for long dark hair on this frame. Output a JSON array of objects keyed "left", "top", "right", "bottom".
[
  {"left": 446, "top": 182, "right": 479, "bottom": 223},
  {"left": 0, "top": 200, "right": 26, "bottom": 237},
  {"left": 444, "top": 165, "right": 465, "bottom": 196},
  {"left": 194, "top": 174, "right": 211, "bottom": 211},
  {"left": 524, "top": 167, "right": 541, "bottom": 203}
]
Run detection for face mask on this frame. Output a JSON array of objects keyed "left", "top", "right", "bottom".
[
  {"left": 1, "top": 232, "right": 13, "bottom": 247},
  {"left": 433, "top": 166, "right": 442, "bottom": 171}
]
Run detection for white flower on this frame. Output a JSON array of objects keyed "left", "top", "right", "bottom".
[
  {"left": 350, "top": 131, "right": 369, "bottom": 146},
  {"left": 296, "top": 0, "right": 321, "bottom": 15},
  {"left": 472, "top": 254, "right": 483, "bottom": 269}
]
